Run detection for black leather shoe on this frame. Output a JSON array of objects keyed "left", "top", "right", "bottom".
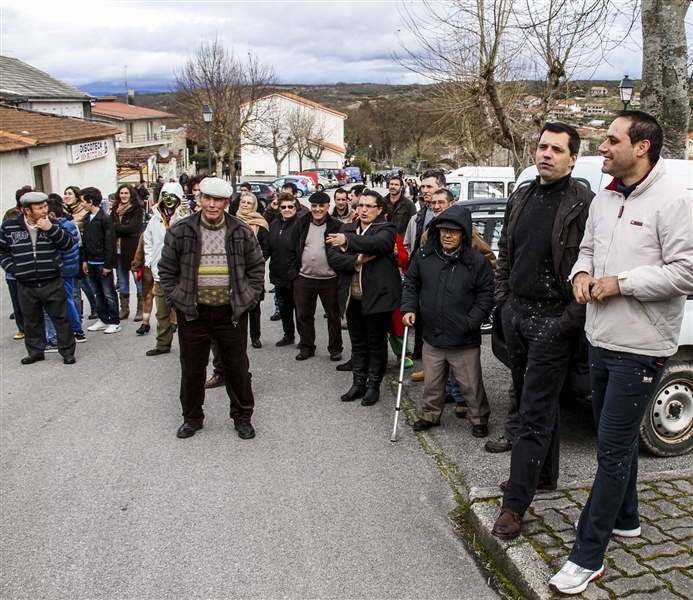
[
  {"left": 251, "top": 338, "right": 262, "bottom": 348},
  {"left": 361, "top": 387, "right": 380, "bottom": 406},
  {"left": 177, "top": 422, "right": 203, "bottom": 438},
  {"left": 21, "top": 355, "right": 44, "bottom": 365},
  {"left": 235, "top": 421, "right": 255, "bottom": 439},
  {"left": 135, "top": 323, "right": 150, "bottom": 336},
  {"left": 472, "top": 424, "right": 489, "bottom": 438},
  {"left": 413, "top": 418, "right": 440, "bottom": 431},
  {"left": 63, "top": 355, "right": 76, "bottom": 365},
  {"left": 330, "top": 351, "right": 342, "bottom": 362},
  {"left": 269, "top": 311, "right": 281, "bottom": 321},
  {"left": 275, "top": 336, "right": 295, "bottom": 347},
  {"left": 295, "top": 350, "right": 315, "bottom": 361},
  {"left": 341, "top": 385, "right": 366, "bottom": 401},
  {"left": 146, "top": 348, "right": 170, "bottom": 356},
  {"left": 336, "top": 359, "right": 353, "bottom": 372}
]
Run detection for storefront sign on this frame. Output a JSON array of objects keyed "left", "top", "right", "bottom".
[{"left": 69, "top": 139, "right": 111, "bottom": 163}]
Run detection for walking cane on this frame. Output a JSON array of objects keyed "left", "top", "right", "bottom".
[{"left": 390, "top": 325, "right": 409, "bottom": 442}]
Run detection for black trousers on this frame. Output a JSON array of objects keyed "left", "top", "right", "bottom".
[
  {"left": 249, "top": 302, "right": 261, "bottom": 341},
  {"left": 177, "top": 306, "right": 254, "bottom": 426},
  {"left": 501, "top": 294, "right": 572, "bottom": 516},
  {"left": 293, "top": 275, "right": 342, "bottom": 354},
  {"left": 275, "top": 285, "right": 297, "bottom": 340},
  {"left": 18, "top": 277, "right": 76, "bottom": 359},
  {"left": 346, "top": 300, "right": 392, "bottom": 389}
]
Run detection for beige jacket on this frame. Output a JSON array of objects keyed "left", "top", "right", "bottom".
[{"left": 570, "top": 160, "right": 693, "bottom": 356}]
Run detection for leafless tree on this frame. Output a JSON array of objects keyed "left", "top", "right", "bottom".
[
  {"left": 640, "top": 0, "right": 690, "bottom": 158},
  {"left": 172, "top": 36, "right": 277, "bottom": 179},
  {"left": 245, "top": 95, "right": 295, "bottom": 176},
  {"left": 288, "top": 105, "right": 328, "bottom": 169},
  {"left": 395, "top": 0, "right": 624, "bottom": 170}
]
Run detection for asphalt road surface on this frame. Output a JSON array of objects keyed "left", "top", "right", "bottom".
[{"left": 0, "top": 278, "right": 499, "bottom": 600}]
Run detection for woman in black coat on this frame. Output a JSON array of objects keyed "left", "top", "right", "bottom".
[
  {"left": 266, "top": 194, "right": 301, "bottom": 347},
  {"left": 326, "top": 189, "right": 402, "bottom": 406},
  {"left": 111, "top": 183, "right": 144, "bottom": 319}
]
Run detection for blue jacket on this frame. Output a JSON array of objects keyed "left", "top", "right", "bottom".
[
  {"left": 59, "top": 217, "right": 81, "bottom": 278},
  {"left": 0, "top": 214, "right": 75, "bottom": 285}
]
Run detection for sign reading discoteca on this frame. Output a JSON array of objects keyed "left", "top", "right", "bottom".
[{"left": 68, "top": 139, "right": 111, "bottom": 164}]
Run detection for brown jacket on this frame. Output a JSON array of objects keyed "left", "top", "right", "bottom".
[{"left": 158, "top": 212, "right": 265, "bottom": 324}]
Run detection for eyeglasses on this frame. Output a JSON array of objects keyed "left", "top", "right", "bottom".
[
  {"left": 439, "top": 228, "right": 462, "bottom": 236},
  {"left": 430, "top": 200, "right": 450, "bottom": 207},
  {"left": 357, "top": 203, "right": 378, "bottom": 209},
  {"left": 280, "top": 205, "right": 295, "bottom": 210}
]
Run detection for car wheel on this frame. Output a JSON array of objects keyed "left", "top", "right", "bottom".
[
  {"left": 639, "top": 361, "right": 693, "bottom": 457},
  {"left": 296, "top": 190, "right": 304, "bottom": 197},
  {"left": 317, "top": 184, "right": 324, "bottom": 192},
  {"left": 480, "top": 313, "right": 493, "bottom": 335}
]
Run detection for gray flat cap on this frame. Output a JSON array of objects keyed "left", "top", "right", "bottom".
[
  {"left": 19, "top": 192, "right": 48, "bottom": 206},
  {"left": 199, "top": 177, "right": 232, "bottom": 199}
]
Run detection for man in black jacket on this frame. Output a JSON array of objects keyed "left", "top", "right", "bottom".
[
  {"left": 81, "top": 187, "right": 120, "bottom": 335},
  {"left": 0, "top": 192, "right": 76, "bottom": 364},
  {"left": 402, "top": 204, "right": 494, "bottom": 437},
  {"left": 288, "top": 191, "right": 343, "bottom": 361},
  {"left": 385, "top": 176, "right": 416, "bottom": 237},
  {"left": 491, "top": 122, "right": 594, "bottom": 540}
]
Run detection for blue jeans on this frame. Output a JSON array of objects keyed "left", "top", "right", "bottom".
[
  {"left": 6, "top": 276, "right": 24, "bottom": 333},
  {"left": 446, "top": 369, "right": 465, "bottom": 402},
  {"left": 87, "top": 265, "right": 120, "bottom": 325},
  {"left": 570, "top": 345, "right": 666, "bottom": 570},
  {"left": 45, "top": 277, "right": 82, "bottom": 341},
  {"left": 116, "top": 255, "right": 142, "bottom": 295},
  {"left": 76, "top": 276, "right": 97, "bottom": 314}
]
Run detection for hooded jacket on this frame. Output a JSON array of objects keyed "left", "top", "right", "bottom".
[
  {"left": 402, "top": 205, "right": 494, "bottom": 349},
  {"left": 327, "top": 214, "right": 402, "bottom": 316},
  {"left": 144, "top": 201, "right": 188, "bottom": 282},
  {"left": 158, "top": 211, "right": 265, "bottom": 323},
  {"left": 570, "top": 159, "right": 693, "bottom": 356}
]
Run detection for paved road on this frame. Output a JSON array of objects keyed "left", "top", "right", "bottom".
[{"left": 0, "top": 281, "right": 499, "bottom": 600}]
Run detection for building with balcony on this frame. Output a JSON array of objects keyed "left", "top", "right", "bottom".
[{"left": 92, "top": 98, "right": 176, "bottom": 149}]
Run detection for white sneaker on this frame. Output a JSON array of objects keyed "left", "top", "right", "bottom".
[
  {"left": 574, "top": 519, "right": 641, "bottom": 538},
  {"left": 549, "top": 560, "right": 605, "bottom": 595},
  {"left": 104, "top": 324, "right": 121, "bottom": 334},
  {"left": 88, "top": 319, "right": 107, "bottom": 331}
]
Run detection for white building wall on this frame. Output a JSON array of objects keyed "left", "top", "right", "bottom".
[
  {"left": 18, "top": 101, "right": 85, "bottom": 118},
  {"left": 0, "top": 140, "right": 118, "bottom": 216}
]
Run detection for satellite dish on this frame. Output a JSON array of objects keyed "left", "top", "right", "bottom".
[{"left": 158, "top": 146, "right": 170, "bottom": 159}]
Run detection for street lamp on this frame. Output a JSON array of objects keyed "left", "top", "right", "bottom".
[
  {"left": 368, "top": 142, "right": 372, "bottom": 162},
  {"left": 286, "top": 136, "right": 292, "bottom": 174},
  {"left": 618, "top": 76, "right": 634, "bottom": 111},
  {"left": 202, "top": 104, "right": 213, "bottom": 173}
]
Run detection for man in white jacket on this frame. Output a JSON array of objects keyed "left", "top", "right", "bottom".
[
  {"left": 143, "top": 182, "right": 189, "bottom": 356},
  {"left": 549, "top": 111, "right": 693, "bottom": 595}
]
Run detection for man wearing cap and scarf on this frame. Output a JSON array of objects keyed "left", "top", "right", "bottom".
[
  {"left": 158, "top": 177, "right": 265, "bottom": 440},
  {"left": 143, "top": 182, "right": 190, "bottom": 357},
  {"left": 0, "top": 191, "right": 77, "bottom": 364},
  {"left": 401, "top": 204, "right": 494, "bottom": 437}
]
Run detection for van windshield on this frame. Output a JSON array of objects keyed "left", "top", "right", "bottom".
[
  {"left": 447, "top": 182, "right": 461, "bottom": 201},
  {"left": 469, "top": 181, "right": 505, "bottom": 199}
]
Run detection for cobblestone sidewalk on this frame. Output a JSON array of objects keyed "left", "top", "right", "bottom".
[{"left": 468, "top": 472, "right": 693, "bottom": 600}]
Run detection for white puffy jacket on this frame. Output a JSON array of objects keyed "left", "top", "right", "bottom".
[
  {"left": 570, "top": 159, "right": 693, "bottom": 356},
  {"left": 144, "top": 204, "right": 189, "bottom": 282}
]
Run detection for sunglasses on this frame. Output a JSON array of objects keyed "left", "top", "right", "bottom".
[
  {"left": 357, "top": 203, "right": 378, "bottom": 209},
  {"left": 280, "top": 205, "right": 295, "bottom": 210}
]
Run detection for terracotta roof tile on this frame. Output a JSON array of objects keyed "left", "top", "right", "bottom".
[
  {"left": 273, "top": 92, "right": 347, "bottom": 118},
  {"left": 92, "top": 100, "right": 175, "bottom": 121},
  {"left": 0, "top": 105, "right": 122, "bottom": 152}
]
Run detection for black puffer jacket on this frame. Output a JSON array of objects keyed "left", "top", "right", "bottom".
[
  {"left": 327, "top": 215, "right": 402, "bottom": 316},
  {"left": 267, "top": 215, "right": 299, "bottom": 287},
  {"left": 401, "top": 205, "right": 494, "bottom": 349}
]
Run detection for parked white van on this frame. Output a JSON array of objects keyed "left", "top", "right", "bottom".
[{"left": 446, "top": 166, "right": 516, "bottom": 203}]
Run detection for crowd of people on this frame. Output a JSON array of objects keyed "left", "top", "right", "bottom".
[{"left": 1, "top": 111, "right": 692, "bottom": 596}]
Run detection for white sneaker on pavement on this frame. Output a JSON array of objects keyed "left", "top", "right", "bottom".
[
  {"left": 573, "top": 519, "right": 641, "bottom": 538},
  {"left": 549, "top": 560, "right": 605, "bottom": 595},
  {"left": 104, "top": 324, "right": 121, "bottom": 334},
  {"left": 88, "top": 319, "right": 108, "bottom": 331}
]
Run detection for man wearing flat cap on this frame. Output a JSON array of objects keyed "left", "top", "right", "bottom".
[
  {"left": 287, "top": 191, "right": 343, "bottom": 362},
  {"left": 401, "top": 204, "right": 494, "bottom": 437},
  {"left": 0, "top": 191, "right": 77, "bottom": 364},
  {"left": 158, "top": 177, "right": 265, "bottom": 440}
]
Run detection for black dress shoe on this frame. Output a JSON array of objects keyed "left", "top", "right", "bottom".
[
  {"left": 21, "top": 355, "right": 45, "bottom": 365},
  {"left": 146, "top": 348, "right": 170, "bottom": 356},
  {"left": 472, "top": 424, "right": 489, "bottom": 438},
  {"left": 361, "top": 387, "right": 380, "bottom": 406},
  {"left": 295, "top": 350, "right": 315, "bottom": 361},
  {"left": 341, "top": 385, "right": 366, "bottom": 401},
  {"left": 269, "top": 311, "right": 281, "bottom": 321},
  {"left": 251, "top": 338, "right": 262, "bottom": 348},
  {"left": 275, "top": 336, "right": 295, "bottom": 347},
  {"left": 63, "top": 355, "right": 76, "bottom": 365},
  {"left": 177, "top": 422, "right": 203, "bottom": 438},
  {"left": 330, "top": 351, "right": 342, "bottom": 362},
  {"left": 413, "top": 418, "right": 440, "bottom": 431},
  {"left": 235, "top": 421, "right": 255, "bottom": 439},
  {"left": 336, "top": 359, "right": 353, "bottom": 372},
  {"left": 136, "top": 323, "right": 151, "bottom": 336}
]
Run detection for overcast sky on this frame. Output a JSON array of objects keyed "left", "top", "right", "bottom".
[{"left": 1, "top": 1, "right": 681, "bottom": 96}]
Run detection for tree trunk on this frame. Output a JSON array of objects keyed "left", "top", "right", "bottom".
[{"left": 640, "top": 0, "right": 690, "bottom": 159}]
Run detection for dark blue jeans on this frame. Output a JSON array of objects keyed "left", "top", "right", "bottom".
[
  {"left": 570, "top": 345, "right": 666, "bottom": 570},
  {"left": 87, "top": 266, "right": 119, "bottom": 325}
]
